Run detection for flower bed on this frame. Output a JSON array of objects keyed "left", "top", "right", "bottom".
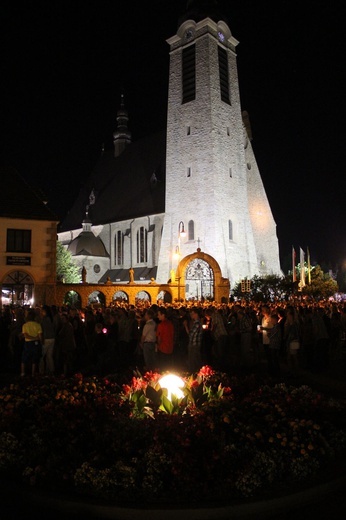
[{"left": 1, "top": 367, "right": 346, "bottom": 505}]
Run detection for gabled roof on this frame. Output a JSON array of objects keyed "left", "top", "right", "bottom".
[
  {"left": 59, "top": 130, "right": 166, "bottom": 232},
  {"left": 0, "top": 164, "right": 59, "bottom": 222}
]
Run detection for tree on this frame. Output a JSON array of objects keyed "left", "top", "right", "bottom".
[
  {"left": 232, "top": 274, "right": 291, "bottom": 302},
  {"left": 302, "top": 265, "right": 338, "bottom": 299},
  {"left": 56, "top": 241, "right": 80, "bottom": 283},
  {"left": 231, "top": 265, "right": 338, "bottom": 302}
]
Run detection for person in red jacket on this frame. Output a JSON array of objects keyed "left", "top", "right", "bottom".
[{"left": 156, "top": 307, "right": 175, "bottom": 372}]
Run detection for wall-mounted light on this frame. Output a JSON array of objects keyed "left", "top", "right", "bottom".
[{"left": 178, "top": 221, "right": 186, "bottom": 238}]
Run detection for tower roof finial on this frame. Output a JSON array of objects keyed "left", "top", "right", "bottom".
[{"left": 113, "top": 92, "right": 132, "bottom": 158}]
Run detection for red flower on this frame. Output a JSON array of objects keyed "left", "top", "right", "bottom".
[
  {"left": 122, "top": 384, "right": 132, "bottom": 395},
  {"left": 131, "top": 377, "right": 146, "bottom": 391},
  {"left": 198, "top": 365, "right": 215, "bottom": 378},
  {"left": 144, "top": 371, "right": 161, "bottom": 384}
]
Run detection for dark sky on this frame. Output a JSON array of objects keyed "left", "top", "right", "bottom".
[{"left": 2, "top": 0, "right": 345, "bottom": 272}]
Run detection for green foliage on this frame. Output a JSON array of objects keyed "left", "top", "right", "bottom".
[
  {"left": 56, "top": 241, "right": 80, "bottom": 283},
  {"left": 121, "top": 368, "right": 230, "bottom": 418},
  {"left": 302, "top": 265, "right": 338, "bottom": 298},
  {"left": 2, "top": 373, "right": 346, "bottom": 504},
  {"left": 232, "top": 266, "right": 338, "bottom": 302},
  {"left": 233, "top": 274, "right": 290, "bottom": 301},
  {"left": 159, "top": 390, "right": 183, "bottom": 415},
  {"left": 64, "top": 291, "right": 81, "bottom": 308}
]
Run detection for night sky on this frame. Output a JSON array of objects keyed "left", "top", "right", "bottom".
[{"left": 2, "top": 1, "right": 345, "bottom": 273}]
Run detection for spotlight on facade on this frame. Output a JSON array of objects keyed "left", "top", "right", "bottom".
[{"left": 158, "top": 373, "right": 185, "bottom": 401}]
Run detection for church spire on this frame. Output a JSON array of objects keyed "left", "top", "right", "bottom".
[{"left": 113, "top": 93, "right": 132, "bottom": 158}]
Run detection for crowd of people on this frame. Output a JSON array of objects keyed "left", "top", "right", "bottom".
[{"left": 0, "top": 298, "right": 345, "bottom": 380}]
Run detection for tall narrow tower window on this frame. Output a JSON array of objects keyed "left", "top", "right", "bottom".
[
  {"left": 218, "top": 46, "right": 230, "bottom": 104},
  {"left": 136, "top": 226, "right": 148, "bottom": 264},
  {"left": 228, "top": 220, "right": 233, "bottom": 241},
  {"left": 188, "top": 220, "right": 195, "bottom": 241},
  {"left": 114, "top": 230, "right": 123, "bottom": 265},
  {"left": 182, "top": 45, "right": 196, "bottom": 104}
]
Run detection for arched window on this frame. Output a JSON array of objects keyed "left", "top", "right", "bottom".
[
  {"left": 188, "top": 220, "right": 194, "bottom": 241},
  {"left": 228, "top": 220, "right": 233, "bottom": 241},
  {"left": 136, "top": 226, "right": 148, "bottom": 263},
  {"left": 114, "top": 230, "right": 123, "bottom": 265}
]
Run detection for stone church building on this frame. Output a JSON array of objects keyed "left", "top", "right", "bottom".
[{"left": 58, "top": 0, "right": 281, "bottom": 303}]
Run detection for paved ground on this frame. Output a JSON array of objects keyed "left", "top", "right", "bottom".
[{"left": 1, "top": 353, "right": 346, "bottom": 520}]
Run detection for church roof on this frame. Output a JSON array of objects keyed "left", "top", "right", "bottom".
[
  {"left": 67, "top": 230, "right": 109, "bottom": 257},
  {"left": 0, "top": 164, "right": 59, "bottom": 222},
  {"left": 59, "top": 130, "right": 166, "bottom": 232}
]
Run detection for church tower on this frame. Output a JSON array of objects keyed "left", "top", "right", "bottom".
[
  {"left": 113, "top": 93, "right": 132, "bottom": 158},
  {"left": 157, "top": 0, "right": 281, "bottom": 289}
]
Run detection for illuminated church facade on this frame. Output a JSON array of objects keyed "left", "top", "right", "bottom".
[{"left": 58, "top": 1, "right": 281, "bottom": 301}]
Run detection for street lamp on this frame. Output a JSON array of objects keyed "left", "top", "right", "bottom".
[{"left": 173, "top": 245, "right": 180, "bottom": 261}]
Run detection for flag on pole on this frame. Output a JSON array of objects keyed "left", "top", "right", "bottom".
[
  {"left": 300, "top": 247, "right": 305, "bottom": 287},
  {"left": 307, "top": 247, "right": 311, "bottom": 285},
  {"left": 292, "top": 246, "right": 296, "bottom": 282}
]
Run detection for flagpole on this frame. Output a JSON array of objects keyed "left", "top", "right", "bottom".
[
  {"left": 292, "top": 246, "right": 296, "bottom": 283},
  {"left": 299, "top": 247, "right": 305, "bottom": 289},
  {"left": 307, "top": 247, "right": 311, "bottom": 285}
]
